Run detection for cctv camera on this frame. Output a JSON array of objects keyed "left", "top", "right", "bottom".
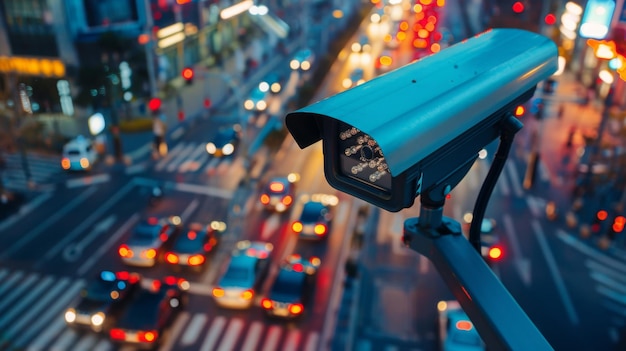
[{"left": 285, "top": 29, "right": 558, "bottom": 212}]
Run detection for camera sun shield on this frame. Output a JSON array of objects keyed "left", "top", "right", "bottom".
[{"left": 285, "top": 28, "right": 558, "bottom": 212}]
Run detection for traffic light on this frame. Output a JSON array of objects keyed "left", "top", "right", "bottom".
[
  {"left": 512, "top": 1, "right": 525, "bottom": 14},
  {"left": 182, "top": 67, "right": 194, "bottom": 85},
  {"left": 148, "top": 97, "right": 161, "bottom": 115}
]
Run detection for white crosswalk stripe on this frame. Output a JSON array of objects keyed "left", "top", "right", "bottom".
[
  {"left": 584, "top": 255, "right": 626, "bottom": 322},
  {"left": 150, "top": 141, "right": 235, "bottom": 174},
  {"left": 0, "top": 267, "right": 323, "bottom": 351},
  {"left": 2, "top": 152, "right": 62, "bottom": 191}
]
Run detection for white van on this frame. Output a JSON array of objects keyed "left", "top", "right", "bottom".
[{"left": 61, "top": 135, "right": 97, "bottom": 171}]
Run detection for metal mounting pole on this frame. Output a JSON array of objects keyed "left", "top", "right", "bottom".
[{"left": 403, "top": 201, "right": 553, "bottom": 350}]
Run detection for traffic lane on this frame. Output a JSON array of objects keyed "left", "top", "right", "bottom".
[
  {"left": 77, "top": 189, "right": 230, "bottom": 282},
  {"left": 0, "top": 186, "right": 94, "bottom": 262},
  {"left": 3, "top": 178, "right": 139, "bottom": 270}
]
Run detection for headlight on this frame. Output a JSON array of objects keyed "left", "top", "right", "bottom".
[
  {"left": 290, "top": 59, "right": 300, "bottom": 70},
  {"left": 342, "top": 78, "right": 353, "bottom": 89},
  {"left": 64, "top": 309, "right": 76, "bottom": 323},
  {"left": 271, "top": 82, "right": 281, "bottom": 93},
  {"left": 91, "top": 312, "right": 105, "bottom": 326},
  {"left": 244, "top": 100, "right": 255, "bottom": 110},
  {"left": 301, "top": 61, "right": 311, "bottom": 71},
  {"left": 256, "top": 100, "right": 267, "bottom": 111},
  {"left": 222, "top": 143, "right": 235, "bottom": 155},
  {"left": 206, "top": 142, "right": 217, "bottom": 154}
]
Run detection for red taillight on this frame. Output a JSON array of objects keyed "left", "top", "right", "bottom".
[
  {"left": 61, "top": 158, "right": 70, "bottom": 170},
  {"left": 138, "top": 330, "right": 158, "bottom": 342},
  {"left": 456, "top": 320, "right": 473, "bottom": 331},
  {"left": 314, "top": 224, "right": 327, "bottom": 236},
  {"left": 148, "top": 217, "right": 159, "bottom": 225},
  {"left": 488, "top": 246, "right": 503, "bottom": 260},
  {"left": 241, "top": 289, "right": 254, "bottom": 300},
  {"left": 188, "top": 254, "right": 205, "bottom": 266},
  {"left": 110, "top": 328, "right": 125, "bottom": 340},
  {"left": 269, "top": 182, "right": 284, "bottom": 192},
  {"left": 212, "top": 287, "right": 224, "bottom": 297},
  {"left": 261, "top": 298, "right": 273, "bottom": 309},
  {"left": 292, "top": 221, "right": 303, "bottom": 233},
  {"left": 142, "top": 248, "right": 157, "bottom": 259},
  {"left": 160, "top": 233, "right": 168, "bottom": 241},
  {"left": 164, "top": 276, "right": 176, "bottom": 285},
  {"left": 282, "top": 195, "right": 292, "bottom": 206},
  {"left": 116, "top": 271, "right": 129, "bottom": 280},
  {"left": 165, "top": 252, "right": 179, "bottom": 264},
  {"left": 260, "top": 194, "right": 270, "bottom": 205},
  {"left": 119, "top": 245, "right": 133, "bottom": 258},
  {"left": 151, "top": 280, "right": 161, "bottom": 291},
  {"left": 292, "top": 263, "right": 303, "bottom": 272},
  {"left": 289, "top": 303, "right": 303, "bottom": 315}
]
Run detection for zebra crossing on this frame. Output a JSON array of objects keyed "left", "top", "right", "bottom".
[
  {"left": 556, "top": 230, "right": 626, "bottom": 343},
  {"left": 153, "top": 142, "right": 235, "bottom": 175},
  {"left": 0, "top": 267, "right": 321, "bottom": 351},
  {"left": 1, "top": 152, "right": 62, "bottom": 191}
]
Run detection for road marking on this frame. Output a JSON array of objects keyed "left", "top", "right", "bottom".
[
  {"left": 497, "top": 170, "right": 510, "bottom": 196},
  {"left": 66, "top": 173, "right": 110, "bottom": 188},
  {"left": 304, "top": 332, "right": 320, "bottom": 351},
  {"left": 502, "top": 214, "right": 532, "bottom": 286},
  {"left": 48, "top": 327, "right": 77, "bottom": 351},
  {"left": 0, "top": 270, "right": 23, "bottom": 297},
  {"left": 0, "top": 276, "right": 54, "bottom": 328},
  {"left": 16, "top": 279, "right": 84, "bottom": 350},
  {"left": 241, "top": 321, "right": 263, "bottom": 351},
  {"left": 200, "top": 316, "right": 226, "bottom": 351},
  {"left": 181, "top": 198, "right": 199, "bottom": 222},
  {"left": 125, "top": 162, "right": 147, "bottom": 175},
  {"left": 63, "top": 215, "right": 117, "bottom": 261},
  {"left": 283, "top": 329, "right": 302, "bottom": 351},
  {"left": 171, "top": 127, "right": 185, "bottom": 140},
  {"left": 526, "top": 195, "right": 546, "bottom": 218},
  {"left": 261, "top": 325, "right": 282, "bottom": 351},
  {"left": 91, "top": 339, "right": 112, "bottom": 351},
  {"left": 0, "top": 191, "right": 53, "bottom": 231},
  {"left": 586, "top": 259, "right": 626, "bottom": 288},
  {"left": 506, "top": 161, "right": 524, "bottom": 197},
  {"left": 2, "top": 186, "right": 98, "bottom": 258},
  {"left": 0, "top": 273, "right": 38, "bottom": 312},
  {"left": 5, "top": 277, "right": 70, "bottom": 336},
  {"left": 217, "top": 317, "right": 244, "bottom": 351},
  {"left": 172, "top": 181, "right": 234, "bottom": 199},
  {"left": 603, "top": 300, "right": 626, "bottom": 319},
  {"left": 533, "top": 220, "right": 579, "bottom": 325},
  {"left": 43, "top": 181, "right": 135, "bottom": 262},
  {"left": 126, "top": 142, "right": 152, "bottom": 162},
  {"left": 591, "top": 271, "right": 626, "bottom": 294},
  {"left": 78, "top": 214, "right": 140, "bottom": 276},
  {"left": 557, "top": 230, "right": 626, "bottom": 274},
  {"left": 261, "top": 213, "right": 281, "bottom": 239},
  {"left": 180, "top": 313, "right": 208, "bottom": 345},
  {"left": 167, "top": 143, "right": 196, "bottom": 172},
  {"left": 155, "top": 142, "right": 185, "bottom": 171},
  {"left": 159, "top": 311, "right": 190, "bottom": 351},
  {"left": 69, "top": 333, "right": 97, "bottom": 351}
]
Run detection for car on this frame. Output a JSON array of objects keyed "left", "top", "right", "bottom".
[
  {"left": 437, "top": 300, "right": 485, "bottom": 351},
  {"left": 292, "top": 194, "right": 338, "bottom": 240},
  {"left": 205, "top": 125, "right": 241, "bottom": 157},
  {"left": 244, "top": 86, "right": 269, "bottom": 113},
  {"left": 61, "top": 135, "right": 98, "bottom": 171},
  {"left": 212, "top": 240, "right": 273, "bottom": 309},
  {"left": 259, "top": 173, "right": 299, "bottom": 212},
  {"left": 342, "top": 68, "right": 365, "bottom": 89},
  {"left": 461, "top": 212, "right": 503, "bottom": 262},
  {"left": 164, "top": 221, "right": 226, "bottom": 271},
  {"left": 290, "top": 48, "right": 315, "bottom": 71},
  {"left": 351, "top": 34, "right": 371, "bottom": 53},
  {"left": 374, "top": 50, "right": 393, "bottom": 74},
  {"left": 64, "top": 271, "right": 141, "bottom": 333},
  {"left": 118, "top": 216, "right": 183, "bottom": 267},
  {"left": 261, "top": 254, "right": 320, "bottom": 319},
  {"left": 109, "top": 276, "right": 189, "bottom": 349},
  {"left": 260, "top": 73, "right": 283, "bottom": 94}
]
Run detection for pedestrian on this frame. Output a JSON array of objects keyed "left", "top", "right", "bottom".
[{"left": 152, "top": 115, "right": 166, "bottom": 158}]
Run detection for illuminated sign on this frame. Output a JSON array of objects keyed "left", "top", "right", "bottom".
[
  {"left": 579, "top": 0, "right": 616, "bottom": 39},
  {"left": 0, "top": 57, "right": 65, "bottom": 77},
  {"left": 220, "top": 0, "right": 253, "bottom": 20}
]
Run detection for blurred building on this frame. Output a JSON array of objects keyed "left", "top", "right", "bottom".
[{"left": 0, "top": 0, "right": 290, "bottom": 139}]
